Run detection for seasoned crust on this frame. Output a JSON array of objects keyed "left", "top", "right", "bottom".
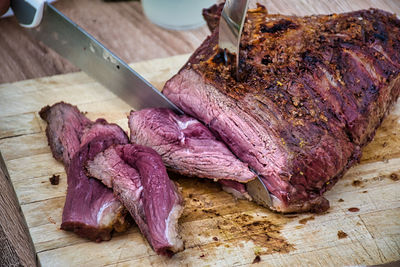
[{"left": 165, "top": 6, "right": 400, "bottom": 213}]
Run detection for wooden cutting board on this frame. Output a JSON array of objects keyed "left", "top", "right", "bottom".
[{"left": 1, "top": 3, "right": 400, "bottom": 264}]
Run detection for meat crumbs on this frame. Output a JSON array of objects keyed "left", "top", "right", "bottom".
[
  {"left": 337, "top": 230, "right": 348, "bottom": 239},
  {"left": 390, "top": 173, "right": 399, "bottom": 181},
  {"left": 348, "top": 207, "right": 360, "bottom": 212},
  {"left": 252, "top": 255, "right": 261, "bottom": 264},
  {"left": 49, "top": 174, "right": 60, "bottom": 185}
]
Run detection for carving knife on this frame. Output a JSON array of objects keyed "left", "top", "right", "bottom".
[
  {"left": 219, "top": 0, "right": 273, "bottom": 208},
  {"left": 10, "top": 0, "right": 183, "bottom": 114}
]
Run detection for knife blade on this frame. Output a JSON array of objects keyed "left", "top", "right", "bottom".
[
  {"left": 11, "top": 0, "right": 183, "bottom": 114},
  {"left": 246, "top": 169, "right": 272, "bottom": 208}
]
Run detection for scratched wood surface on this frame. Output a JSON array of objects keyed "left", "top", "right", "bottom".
[
  {"left": 0, "top": 0, "right": 400, "bottom": 266},
  {"left": 0, "top": 53, "right": 399, "bottom": 266}
]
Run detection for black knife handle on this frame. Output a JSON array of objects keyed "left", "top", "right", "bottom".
[{"left": 10, "top": 0, "right": 44, "bottom": 28}]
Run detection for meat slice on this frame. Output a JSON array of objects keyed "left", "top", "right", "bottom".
[
  {"left": 218, "top": 179, "right": 251, "bottom": 200},
  {"left": 120, "top": 144, "right": 183, "bottom": 256},
  {"left": 86, "top": 144, "right": 184, "bottom": 256},
  {"left": 39, "top": 102, "right": 91, "bottom": 167},
  {"left": 163, "top": 6, "right": 400, "bottom": 213},
  {"left": 128, "top": 108, "right": 255, "bottom": 183},
  {"left": 39, "top": 102, "right": 130, "bottom": 241},
  {"left": 202, "top": 3, "right": 223, "bottom": 32},
  {"left": 85, "top": 147, "right": 146, "bottom": 241}
]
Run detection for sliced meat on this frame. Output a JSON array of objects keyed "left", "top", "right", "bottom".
[
  {"left": 129, "top": 108, "right": 255, "bottom": 183},
  {"left": 39, "top": 102, "right": 91, "bottom": 167},
  {"left": 202, "top": 3, "right": 223, "bottom": 32},
  {"left": 119, "top": 144, "right": 183, "bottom": 256},
  {"left": 218, "top": 179, "right": 251, "bottom": 200},
  {"left": 85, "top": 146, "right": 146, "bottom": 242},
  {"left": 40, "top": 102, "right": 130, "bottom": 241},
  {"left": 86, "top": 144, "right": 184, "bottom": 256},
  {"left": 163, "top": 6, "right": 400, "bottom": 213}
]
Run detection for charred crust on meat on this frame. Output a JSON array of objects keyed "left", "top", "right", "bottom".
[
  {"left": 166, "top": 5, "right": 400, "bottom": 213},
  {"left": 348, "top": 207, "right": 360, "bottom": 212},
  {"left": 261, "top": 55, "right": 273, "bottom": 65},
  {"left": 259, "top": 19, "right": 298, "bottom": 34}
]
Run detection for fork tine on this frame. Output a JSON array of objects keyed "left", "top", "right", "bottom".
[{"left": 218, "top": 0, "right": 249, "bottom": 79}]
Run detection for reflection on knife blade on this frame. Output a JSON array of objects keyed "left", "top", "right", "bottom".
[{"left": 246, "top": 168, "right": 273, "bottom": 208}]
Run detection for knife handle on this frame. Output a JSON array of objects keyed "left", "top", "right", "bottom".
[{"left": 10, "top": 0, "right": 45, "bottom": 28}]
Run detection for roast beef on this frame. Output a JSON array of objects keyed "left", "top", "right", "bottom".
[
  {"left": 39, "top": 102, "right": 92, "bottom": 167},
  {"left": 202, "top": 3, "right": 223, "bottom": 34},
  {"left": 163, "top": 6, "right": 400, "bottom": 213},
  {"left": 128, "top": 108, "right": 255, "bottom": 183},
  {"left": 86, "top": 144, "right": 184, "bottom": 256},
  {"left": 39, "top": 103, "right": 130, "bottom": 241}
]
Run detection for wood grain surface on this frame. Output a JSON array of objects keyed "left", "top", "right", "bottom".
[
  {"left": 0, "top": 0, "right": 400, "bottom": 266},
  {"left": 0, "top": 152, "right": 37, "bottom": 267}
]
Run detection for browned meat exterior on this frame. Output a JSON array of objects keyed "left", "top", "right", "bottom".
[
  {"left": 86, "top": 144, "right": 184, "bottom": 256},
  {"left": 129, "top": 108, "right": 255, "bottom": 183},
  {"left": 39, "top": 102, "right": 92, "bottom": 167},
  {"left": 163, "top": 6, "right": 400, "bottom": 213},
  {"left": 39, "top": 102, "right": 130, "bottom": 241},
  {"left": 202, "top": 3, "right": 223, "bottom": 32},
  {"left": 218, "top": 179, "right": 251, "bottom": 200}
]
